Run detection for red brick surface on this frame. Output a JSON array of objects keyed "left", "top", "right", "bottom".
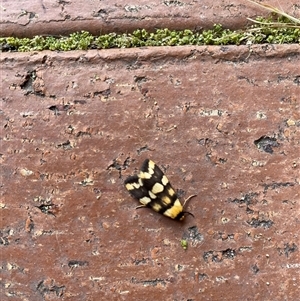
[
  {"left": 1, "top": 1, "right": 300, "bottom": 301},
  {"left": 2, "top": 45, "right": 300, "bottom": 300},
  {"left": 0, "top": 0, "right": 299, "bottom": 37}
]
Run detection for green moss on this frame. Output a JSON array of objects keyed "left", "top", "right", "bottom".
[
  {"left": 0, "top": 16, "right": 299, "bottom": 52},
  {"left": 180, "top": 239, "right": 188, "bottom": 250}
]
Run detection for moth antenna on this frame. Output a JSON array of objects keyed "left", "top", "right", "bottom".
[
  {"left": 183, "top": 194, "right": 197, "bottom": 207},
  {"left": 182, "top": 211, "right": 195, "bottom": 218}
]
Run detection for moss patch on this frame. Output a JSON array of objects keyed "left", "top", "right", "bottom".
[{"left": 1, "top": 16, "right": 299, "bottom": 52}]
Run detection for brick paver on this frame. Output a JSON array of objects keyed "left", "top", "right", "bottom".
[{"left": 1, "top": 1, "right": 299, "bottom": 300}]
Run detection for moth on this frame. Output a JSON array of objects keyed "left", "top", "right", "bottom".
[{"left": 124, "top": 159, "right": 196, "bottom": 221}]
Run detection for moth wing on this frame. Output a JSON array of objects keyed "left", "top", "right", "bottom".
[
  {"left": 138, "top": 159, "right": 166, "bottom": 191},
  {"left": 139, "top": 159, "right": 181, "bottom": 210},
  {"left": 124, "top": 175, "right": 149, "bottom": 200}
]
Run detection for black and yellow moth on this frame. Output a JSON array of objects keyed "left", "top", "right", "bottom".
[{"left": 124, "top": 159, "right": 195, "bottom": 221}]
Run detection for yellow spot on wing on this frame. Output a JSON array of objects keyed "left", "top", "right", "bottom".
[
  {"left": 152, "top": 183, "right": 164, "bottom": 194},
  {"left": 140, "top": 197, "right": 152, "bottom": 205},
  {"left": 168, "top": 188, "right": 175, "bottom": 196},
  {"left": 126, "top": 182, "right": 140, "bottom": 190},
  {"left": 149, "top": 191, "right": 157, "bottom": 199},
  {"left": 161, "top": 175, "right": 169, "bottom": 186},
  {"left": 148, "top": 160, "right": 156, "bottom": 170},
  {"left": 139, "top": 172, "right": 151, "bottom": 179},
  {"left": 162, "top": 196, "right": 171, "bottom": 205},
  {"left": 152, "top": 203, "right": 162, "bottom": 212}
]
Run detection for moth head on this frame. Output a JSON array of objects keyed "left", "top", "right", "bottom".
[{"left": 180, "top": 194, "right": 197, "bottom": 220}]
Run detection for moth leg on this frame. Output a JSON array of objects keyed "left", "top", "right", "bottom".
[
  {"left": 135, "top": 205, "right": 147, "bottom": 210},
  {"left": 183, "top": 194, "right": 197, "bottom": 207}
]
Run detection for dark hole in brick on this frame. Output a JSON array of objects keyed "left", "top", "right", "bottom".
[
  {"left": 108, "top": 157, "right": 132, "bottom": 175},
  {"left": 182, "top": 226, "right": 203, "bottom": 244},
  {"left": 20, "top": 71, "right": 36, "bottom": 94},
  {"left": 203, "top": 251, "right": 213, "bottom": 262},
  {"left": 134, "top": 76, "right": 147, "bottom": 83},
  {"left": 74, "top": 100, "right": 87, "bottom": 104},
  {"left": 198, "top": 273, "right": 208, "bottom": 281},
  {"left": 222, "top": 248, "right": 236, "bottom": 259},
  {"left": 230, "top": 192, "right": 258, "bottom": 206},
  {"left": 203, "top": 248, "right": 236, "bottom": 262},
  {"left": 48, "top": 105, "right": 70, "bottom": 114},
  {"left": 293, "top": 75, "right": 300, "bottom": 85},
  {"left": 196, "top": 137, "right": 215, "bottom": 146},
  {"left": 137, "top": 145, "right": 149, "bottom": 155},
  {"left": 76, "top": 131, "right": 91, "bottom": 137},
  {"left": 251, "top": 264, "right": 260, "bottom": 274},
  {"left": 68, "top": 260, "right": 89, "bottom": 268},
  {"left": 93, "top": 188, "right": 102, "bottom": 194},
  {"left": 246, "top": 206, "right": 255, "bottom": 214},
  {"left": 21, "top": 112, "right": 34, "bottom": 117},
  {"left": 262, "top": 182, "right": 295, "bottom": 191},
  {"left": 28, "top": 12, "right": 36, "bottom": 19},
  {"left": 37, "top": 280, "right": 65, "bottom": 297},
  {"left": 94, "top": 9, "right": 108, "bottom": 18},
  {"left": 218, "top": 158, "right": 227, "bottom": 163},
  {"left": 141, "top": 278, "right": 166, "bottom": 287},
  {"left": 94, "top": 89, "right": 111, "bottom": 97},
  {"left": 131, "top": 277, "right": 167, "bottom": 287},
  {"left": 107, "top": 160, "right": 123, "bottom": 171},
  {"left": 176, "top": 188, "right": 185, "bottom": 198},
  {"left": 254, "top": 135, "right": 279, "bottom": 154},
  {"left": 57, "top": 140, "right": 72, "bottom": 150},
  {"left": 0, "top": 236, "right": 9, "bottom": 246},
  {"left": 133, "top": 258, "right": 149, "bottom": 265},
  {"left": 247, "top": 218, "right": 273, "bottom": 228},
  {"left": 36, "top": 204, "right": 57, "bottom": 216},
  {"left": 284, "top": 243, "right": 298, "bottom": 257},
  {"left": 108, "top": 157, "right": 133, "bottom": 178}
]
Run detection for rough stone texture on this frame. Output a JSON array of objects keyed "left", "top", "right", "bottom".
[
  {"left": 1, "top": 45, "right": 299, "bottom": 300},
  {"left": 1, "top": 0, "right": 299, "bottom": 37},
  {"left": 1, "top": 0, "right": 300, "bottom": 300}
]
